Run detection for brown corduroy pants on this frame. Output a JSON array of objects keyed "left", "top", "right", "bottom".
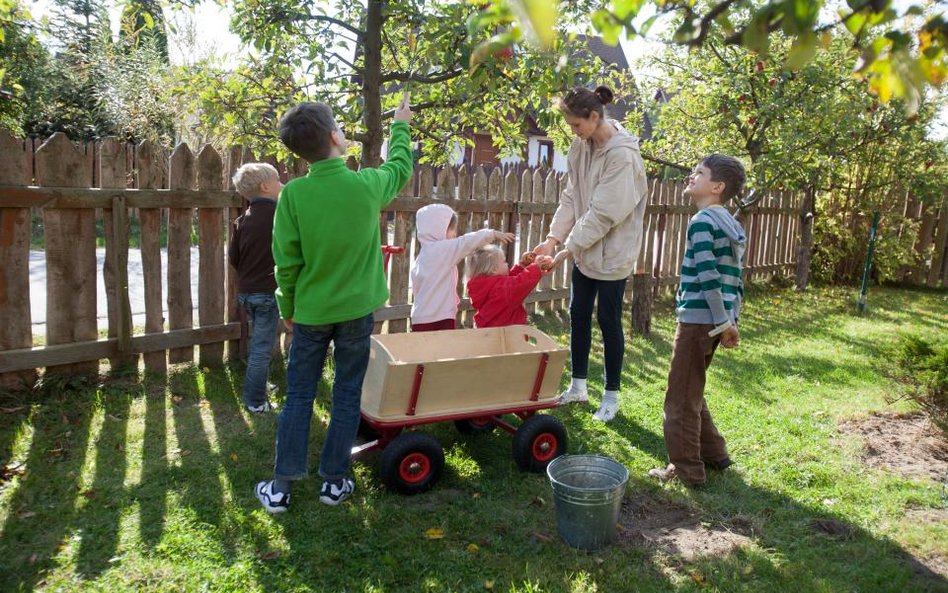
[{"left": 662, "top": 322, "right": 729, "bottom": 485}]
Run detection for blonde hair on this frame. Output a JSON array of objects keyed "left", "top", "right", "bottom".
[
  {"left": 232, "top": 163, "right": 280, "bottom": 198},
  {"left": 467, "top": 244, "right": 504, "bottom": 280}
]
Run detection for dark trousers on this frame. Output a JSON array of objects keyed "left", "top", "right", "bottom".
[
  {"left": 569, "top": 265, "right": 626, "bottom": 391},
  {"left": 411, "top": 319, "right": 456, "bottom": 332},
  {"left": 662, "top": 322, "right": 729, "bottom": 484}
]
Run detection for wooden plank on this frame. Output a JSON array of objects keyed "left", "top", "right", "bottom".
[
  {"left": 502, "top": 169, "right": 518, "bottom": 265},
  {"left": 929, "top": 203, "right": 948, "bottom": 287},
  {"left": 418, "top": 166, "right": 434, "bottom": 200},
  {"left": 0, "top": 186, "right": 242, "bottom": 209},
  {"left": 454, "top": 166, "right": 473, "bottom": 328},
  {"left": 487, "top": 167, "right": 503, "bottom": 232},
  {"left": 518, "top": 169, "right": 535, "bottom": 314},
  {"left": 224, "top": 146, "right": 244, "bottom": 359},
  {"left": 197, "top": 145, "right": 225, "bottom": 367},
  {"left": 0, "top": 323, "right": 243, "bottom": 374},
  {"left": 99, "top": 137, "right": 137, "bottom": 370},
  {"left": 167, "top": 143, "right": 195, "bottom": 363},
  {"left": 35, "top": 132, "right": 98, "bottom": 379},
  {"left": 537, "top": 169, "right": 555, "bottom": 312},
  {"left": 136, "top": 140, "right": 167, "bottom": 375},
  {"left": 0, "top": 130, "right": 37, "bottom": 390},
  {"left": 112, "top": 196, "right": 132, "bottom": 354}
]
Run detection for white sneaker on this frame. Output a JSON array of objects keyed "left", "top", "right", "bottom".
[
  {"left": 559, "top": 387, "right": 589, "bottom": 404},
  {"left": 592, "top": 401, "right": 619, "bottom": 422}
]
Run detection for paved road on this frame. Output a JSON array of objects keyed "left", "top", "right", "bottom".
[{"left": 29, "top": 247, "right": 208, "bottom": 337}]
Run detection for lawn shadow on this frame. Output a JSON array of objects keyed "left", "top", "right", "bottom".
[
  {"left": 73, "top": 385, "right": 133, "bottom": 578},
  {"left": 0, "top": 386, "right": 95, "bottom": 592},
  {"left": 138, "top": 372, "right": 169, "bottom": 549}
]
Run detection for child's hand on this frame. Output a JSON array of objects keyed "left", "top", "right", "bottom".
[
  {"left": 493, "top": 231, "right": 515, "bottom": 244},
  {"left": 535, "top": 255, "right": 554, "bottom": 271},
  {"left": 520, "top": 251, "right": 536, "bottom": 267},
  {"left": 550, "top": 249, "right": 571, "bottom": 269},
  {"left": 720, "top": 326, "right": 740, "bottom": 348},
  {"left": 394, "top": 91, "right": 411, "bottom": 123}
]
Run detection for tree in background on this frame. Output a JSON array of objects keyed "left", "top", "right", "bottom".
[
  {"left": 0, "top": 1, "right": 52, "bottom": 136},
  {"left": 641, "top": 31, "right": 947, "bottom": 285},
  {"left": 170, "top": 0, "right": 635, "bottom": 166}
]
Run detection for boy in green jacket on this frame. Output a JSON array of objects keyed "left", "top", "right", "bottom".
[{"left": 255, "top": 93, "right": 413, "bottom": 512}]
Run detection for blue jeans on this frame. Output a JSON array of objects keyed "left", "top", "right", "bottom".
[
  {"left": 274, "top": 313, "right": 373, "bottom": 482},
  {"left": 569, "top": 265, "right": 627, "bottom": 391},
  {"left": 238, "top": 292, "right": 280, "bottom": 408}
]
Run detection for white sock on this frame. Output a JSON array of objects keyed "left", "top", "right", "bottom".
[
  {"left": 601, "top": 390, "right": 618, "bottom": 406},
  {"left": 570, "top": 378, "right": 587, "bottom": 393}
]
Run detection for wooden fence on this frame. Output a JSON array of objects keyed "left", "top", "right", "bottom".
[{"left": 0, "top": 132, "right": 806, "bottom": 389}]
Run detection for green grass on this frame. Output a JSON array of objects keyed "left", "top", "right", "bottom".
[{"left": 1, "top": 285, "right": 946, "bottom": 593}]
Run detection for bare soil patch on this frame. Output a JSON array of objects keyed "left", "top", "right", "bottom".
[
  {"left": 838, "top": 411, "right": 948, "bottom": 482},
  {"left": 617, "top": 492, "right": 751, "bottom": 560}
]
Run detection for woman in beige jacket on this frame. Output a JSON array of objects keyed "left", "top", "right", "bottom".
[{"left": 533, "top": 85, "right": 648, "bottom": 422}]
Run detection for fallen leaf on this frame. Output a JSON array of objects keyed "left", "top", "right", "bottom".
[
  {"left": 529, "top": 496, "right": 546, "bottom": 507},
  {"left": 29, "top": 554, "right": 38, "bottom": 563},
  {"left": 180, "top": 450, "right": 192, "bottom": 457},
  {"left": 691, "top": 570, "right": 706, "bottom": 585},
  {"left": 466, "top": 543, "right": 479, "bottom": 553},
  {"left": 17, "top": 510, "right": 36, "bottom": 519},
  {"left": 424, "top": 527, "right": 445, "bottom": 540},
  {"left": 171, "top": 395, "right": 183, "bottom": 404},
  {"left": 484, "top": 580, "right": 495, "bottom": 590},
  {"left": 472, "top": 492, "right": 481, "bottom": 499},
  {"left": 0, "top": 406, "right": 26, "bottom": 414},
  {"left": 80, "top": 489, "right": 95, "bottom": 498},
  {"left": 230, "top": 453, "right": 239, "bottom": 462},
  {"left": 259, "top": 550, "right": 281, "bottom": 561},
  {"left": 531, "top": 531, "right": 553, "bottom": 542},
  {"left": 107, "top": 414, "right": 122, "bottom": 422}
]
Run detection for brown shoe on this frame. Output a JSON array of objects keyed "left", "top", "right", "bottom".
[
  {"left": 647, "top": 464, "right": 705, "bottom": 488},
  {"left": 705, "top": 457, "right": 733, "bottom": 471}
]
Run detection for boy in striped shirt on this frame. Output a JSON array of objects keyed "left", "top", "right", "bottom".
[{"left": 649, "top": 154, "right": 747, "bottom": 487}]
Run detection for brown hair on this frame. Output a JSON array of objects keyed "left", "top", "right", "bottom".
[
  {"left": 700, "top": 154, "right": 747, "bottom": 201},
  {"left": 278, "top": 102, "right": 338, "bottom": 162},
  {"left": 559, "top": 85, "right": 614, "bottom": 119}
]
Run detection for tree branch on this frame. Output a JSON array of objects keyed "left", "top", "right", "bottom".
[
  {"left": 381, "top": 98, "right": 465, "bottom": 119},
  {"left": 301, "top": 14, "right": 364, "bottom": 40},
  {"left": 380, "top": 69, "right": 465, "bottom": 84}
]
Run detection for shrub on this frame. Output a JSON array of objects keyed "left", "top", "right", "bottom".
[{"left": 886, "top": 334, "right": 948, "bottom": 435}]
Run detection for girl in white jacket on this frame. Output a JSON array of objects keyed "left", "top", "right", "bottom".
[
  {"left": 410, "top": 203, "right": 513, "bottom": 331},
  {"left": 533, "top": 85, "right": 649, "bottom": 422}
]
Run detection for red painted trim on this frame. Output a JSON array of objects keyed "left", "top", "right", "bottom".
[
  {"left": 362, "top": 400, "right": 557, "bottom": 429},
  {"left": 530, "top": 353, "right": 549, "bottom": 402},
  {"left": 407, "top": 364, "right": 424, "bottom": 416}
]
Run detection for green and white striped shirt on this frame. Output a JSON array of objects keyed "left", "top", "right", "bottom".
[{"left": 675, "top": 206, "right": 746, "bottom": 326}]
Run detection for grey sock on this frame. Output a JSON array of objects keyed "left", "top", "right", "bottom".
[{"left": 272, "top": 479, "right": 292, "bottom": 494}]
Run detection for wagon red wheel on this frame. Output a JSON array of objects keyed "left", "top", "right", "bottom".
[
  {"left": 454, "top": 416, "right": 498, "bottom": 434},
  {"left": 399, "top": 452, "right": 431, "bottom": 483},
  {"left": 512, "top": 415, "right": 568, "bottom": 472},
  {"left": 380, "top": 432, "right": 444, "bottom": 495}
]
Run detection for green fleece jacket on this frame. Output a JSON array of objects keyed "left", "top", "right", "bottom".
[{"left": 272, "top": 122, "right": 413, "bottom": 325}]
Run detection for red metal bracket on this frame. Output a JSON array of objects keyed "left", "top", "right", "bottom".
[
  {"left": 407, "top": 364, "right": 424, "bottom": 415},
  {"left": 530, "top": 353, "right": 549, "bottom": 402}
]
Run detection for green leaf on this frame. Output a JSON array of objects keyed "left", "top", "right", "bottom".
[
  {"left": 843, "top": 10, "right": 867, "bottom": 36},
  {"left": 786, "top": 34, "right": 817, "bottom": 70}
]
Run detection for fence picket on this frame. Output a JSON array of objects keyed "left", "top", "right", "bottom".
[
  {"left": 0, "top": 130, "right": 36, "bottom": 390},
  {"left": 135, "top": 140, "right": 166, "bottom": 374},
  {"left": 167, "top": 143, "right": 196, "bottom": 363},
  {"left": 35, "top": 133, "right": 98, "bottom": 379},
  {"left": 197, "top": 145, "right": 225, "bottom": 367}
]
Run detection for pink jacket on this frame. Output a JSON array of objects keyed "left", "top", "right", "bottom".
[{"left": 410, "top": 204, "right": 496, "bottom": 324}]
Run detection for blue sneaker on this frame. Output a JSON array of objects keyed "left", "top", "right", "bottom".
[{"left": 255, "top": 480, "right": 290, "bottom": 513}]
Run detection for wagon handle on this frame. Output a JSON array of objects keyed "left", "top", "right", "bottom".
[{"left": 530, "top": 353, "right": 550, "bottom": 402}]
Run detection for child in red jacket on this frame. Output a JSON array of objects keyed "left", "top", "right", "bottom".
[{"left": 466, "top": 245, "right": 553, "bottom": 328}]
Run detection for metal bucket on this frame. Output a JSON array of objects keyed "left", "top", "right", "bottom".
[{"left": 547, "top": 454, "right": 629, "bottom": 551}]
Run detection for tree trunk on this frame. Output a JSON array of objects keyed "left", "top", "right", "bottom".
[
  {"left": 361, "top": 0, "right": 384, "bottom": 167},
  {"left": 795, "top": 185, "right": 816, "bottom": 291},
  {"left": 630, "top": 273, "right": 654, "bottom": 336}
]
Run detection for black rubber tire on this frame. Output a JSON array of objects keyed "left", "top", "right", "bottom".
[
  {"left": 379, "top": 432, "right": 445, "bottom": 494},
  {"left": 512, "top": 415, "right": 568, "bottom": 472},
  {"left": 454, "top": 416, "right": 497, "bottom": 434}
]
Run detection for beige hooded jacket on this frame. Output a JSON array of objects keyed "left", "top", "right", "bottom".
[{"left": 548, "top": 120, "right": 648, "bottom": 281}]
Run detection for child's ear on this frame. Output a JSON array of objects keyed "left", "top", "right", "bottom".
[{"left": 330, "top": 129, "right": 343, "bottom": 147}]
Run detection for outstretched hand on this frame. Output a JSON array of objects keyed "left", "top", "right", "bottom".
[
  {"left": 394, "top": 91, "right": 412, "bottom": 123},
  {"left": 493, "top": 231, "right": 515, "bottom": 244},
  {"left": 550, "top": 249, "right": 571, "bottom": 269}
]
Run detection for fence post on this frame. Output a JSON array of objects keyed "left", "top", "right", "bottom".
[
  {"left": 136, "top": 140, "right": 167, "bottom": 375},
  {"left": 0, "top": 130, "right": 37, "bottom": 390},
  {"left": 795, "top": 186, "right": 815, "bottom": 291}
]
